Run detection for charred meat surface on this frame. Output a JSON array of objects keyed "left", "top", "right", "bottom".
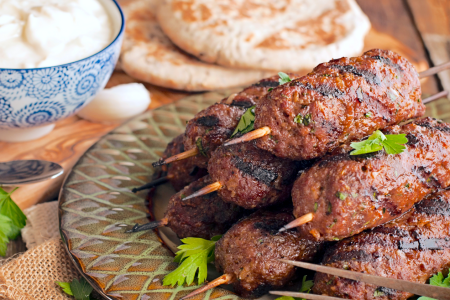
[
  {"left": 162, "top": 134, "right": 208, "bottom": 191},
  {"left": 292, "top": 118, "right": 450, "bottom": 241},
  {"left": 314, "top": 190, "right": 450, "bottom": 300},
  {"left": 255, "top": 49, "right": 424, "bottom": 160},
  {"left": 165, "top": 175, "right": 244, "bottom": 239},
  {"left": 184, "top": 74, "right": 300, "bottom": 168},
  {"left": 215, "top": 209, "right": 323, "bottom": 298},
  {"left": 208, "top": 141, "right": 306, "bottom": 209}
]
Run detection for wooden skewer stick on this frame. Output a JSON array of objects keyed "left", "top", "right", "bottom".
[
  {"left": 270, "top": 291, "right": 342, "bottom": 300},
  {"left": 131, "top": 175, "right": 173, "bottom": 193},
  {"left": 418, "top": 61, "right": 450, "bottom": 78},
  {"left": 422, "top": 90, "right": 449, "bottom": 104},
  {"left": 152, "top": 148, "right": 199, "bottom": 167},
  {"left": 223, "top": 126, "right": 271, "bottom": 147},
  {"left": 180, "top": 274, "right": 235, "bottom": 300},
  {"left": 279, "top": 213, "right": 314, "bottom": 232},
  {"left": 182, "top": 181, "right": 223, "bottom": 201},
  {"left": 126, "top": 218, "right": 169, "bottom": 233}
]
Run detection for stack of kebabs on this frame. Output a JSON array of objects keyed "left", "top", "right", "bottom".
[{"left": 130, "top": 49, "right": 450, "bottom": 300}]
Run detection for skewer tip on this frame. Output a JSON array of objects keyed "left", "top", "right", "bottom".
[
  {"left": 125, "top": 218, "right": 168, "bottom": 233},
  {"left": 152, "top": 158, "right": 167, "bottom": 168},
  {"left": 223, "top": 126, "right": 271, "bottom": 146},
  {"left": 180, "top": 274, "right": 235, "bottom": 300},
  {"left": 279, "top": 213, "right": 314, "bottom": 232},
  {"left": 182, "top": 181, "right": 223, "bottom": 201}
]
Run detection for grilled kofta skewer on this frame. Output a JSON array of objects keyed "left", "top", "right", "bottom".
[
  {"left": 283, "top": 118, "right": 450, "bottom": 241},
  {"left": 129, "top": 176, "right": 244, "bottom": 239},
  {"left": 182, "top": 209, "right": 323, "bottom": 299},
  {"left": 153, "top": 74, "right": 300, "bottom": 168},
  {"left": 183, "top": 141, "right": 312, "bottom": 209},
  {"left": 226, "top": 49, "right": 425, "bottom": 161},
  {"left": 133, "top": 134, "right": 208, "bottom": 193},
  {"left": 314, "top": 189, "right": 450, "bottom": 300}
]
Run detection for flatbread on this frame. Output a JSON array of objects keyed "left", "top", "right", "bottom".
[
  {"left": 157, "top": 0, "right": 371, "bottom": 72},
  {"left": 118, "top": 0, "right": 272, "bottom": 91}
]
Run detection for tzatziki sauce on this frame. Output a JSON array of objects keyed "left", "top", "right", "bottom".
[{"left": 0, "top": 0, "right": 113, "bottom": 68}]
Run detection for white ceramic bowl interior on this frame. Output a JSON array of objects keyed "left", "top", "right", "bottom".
[{"left": 0, "top": 0, "right": 125, "bottom": 142}]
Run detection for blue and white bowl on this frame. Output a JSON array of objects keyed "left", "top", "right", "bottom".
[{"left": 0, "top": 0, "right": 124, "bottom": 142}]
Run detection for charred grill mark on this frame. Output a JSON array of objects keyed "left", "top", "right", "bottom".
[
  {"left": 324, "top": 250, "right": 372, "bottom": 264},
  {"left": 290, "top": 81, "right": 345, "bottom": 98},
  {"left": 232, "top": 156, "right": 278, "bottom": 186},
  {"left": 416, "top": 121, "right": 450, "bottom": 133},
  {"left": 254, "top": 219, "right": 288, "bottom": 235},
  {"left": 406, "top": 133, "right": 419, "bottom": 145},
  {"left": 231, "top": 100, "right": 254, "bottom": 108},
  {"left": 331, "top": 65, "right": 381, "bottom": 85},
  {"left": 415, "top": 197, "right": 450, "bottom": 217},
  {"left": 399, "top": 237, "right": 450, "bottom": 250},
  {"left": 371, "top": 55, "right": 403, "bottom": 72},
  {"left": 374, "top": 287, "right": 398, "bottom": 297},
  {"left": 196, "top": 115, "right": 219, "bottom": 127},
  {"left": 253, "top": 80, "right": 279, "bottom": 88}
]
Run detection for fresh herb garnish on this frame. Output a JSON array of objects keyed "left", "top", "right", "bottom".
[
  {"left": 350, "top": 130, "right": 408, "bottom": 156},
  {"left": 278, "top": 72, "right": 292, "bottom": 85},
  {"left": 0, "top": 187, "right": 26, "bottom": 256},
  {"left": 417, "top": 272, "right": 450, "bottom": 300},
  {"left": 274, "top": 275, "right": 313, "bottom": 300},
  {"left": 364, "top": 112, "right": 372, "bottom": 118},
  {"left": 56, "top": 277, "right": 93, "bottom": 300},
  {"left": 335, "top": 191, "right": 347, "bottom": 201},
  {"left": 163, "top": 235, "right": 221, "bottom": 287},
  {"left": 373, "top": 289, "right": 385, "bottom": 297},
  {"left": 268, "top": 88, "right": 273, "bottom": 92},
  {"left": 231, "top": 105, "right": 255, "bottom": 138},
  {"left": 294, "top": 113, "right": 312, "bottom": 126},
  {"left": 196, "top": 138, "right": 207, "bottom": 157}
]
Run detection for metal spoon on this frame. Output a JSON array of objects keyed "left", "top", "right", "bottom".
[{"left": 0, "top": 160, "right": 64, "bottom": 185}]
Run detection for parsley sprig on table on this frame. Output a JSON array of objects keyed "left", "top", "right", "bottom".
[
  {"left": 56, "top": 277, "right": 94, "bottom": 300},
  {"left": 231, "top": 106, "right": 255, "bottom": 138},
  {"left": 350, "top": 130, "right": 408, "bottom": 156},
  {"left": 274, "top": 275, "right": 314, "bottom": 300},
  {"left": 163, "top": 235, "right": 221, "bottom": 287},
  {"left": 0, "top": 187, "right": 26, "bottom": 256}
]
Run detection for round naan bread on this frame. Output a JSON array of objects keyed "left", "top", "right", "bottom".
[
  {"left": 157, "top": 0, "right": 371, "bottom": 71},
  {"left": 118, "top": 0, "right": 272, "bottom": 91}
]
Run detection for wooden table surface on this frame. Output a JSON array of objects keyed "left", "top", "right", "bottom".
[{"left": 2, "top": 0, "right": 450, "bottom": 258}]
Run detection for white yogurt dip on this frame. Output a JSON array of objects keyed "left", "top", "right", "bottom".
[{"left": 0, "top": 0, "right": 113, "bottom": 68}]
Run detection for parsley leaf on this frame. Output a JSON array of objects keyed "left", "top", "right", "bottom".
[
  {"left": 350, "top": 130, "right": 408, "bottom": 156},
  {"left": 163, "top": 235, "right": 221, "bottom": 287},
  {"left": 56, "top": 281, "right": 73, "bottom": 296},
  {"left": 382, "top": 134, "right": 408, "bottom": 155},
  {"left": 0, "top": 215, "right": 13, "bottom": 256},
  {"left": 274, "top": 276, "right": 314, "bottom": 300},
  {"left": 70, "top": 277, "right": 93, "bottom": 300},
  {"left": 417, "top": 272, "right": 450, "bottom": 300},
  {"left": 278, "top": 72, "right": 292, "bottom": 85},
  {"left": 0, "top": 187, "right": 26, "bottom": 240},
  {"left": 195, "top": 138, "right": 207, "bottom": 157},
  {"left": 231, "top": 106, "right": 255, "bottom": 138}
]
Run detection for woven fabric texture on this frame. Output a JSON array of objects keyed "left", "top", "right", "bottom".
[
  {"left": 21, "top": 202, "right": 60, "bottom": 249},
  {"left": 0, "top": 238, "right": 79, "bottom": 300}
]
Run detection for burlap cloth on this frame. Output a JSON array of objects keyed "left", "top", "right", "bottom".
[{"left": 0, "top": 202, "right": 80, "bottom": 300}]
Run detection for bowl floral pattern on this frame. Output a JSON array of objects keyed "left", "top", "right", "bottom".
[{"left": 0, "top": 0, "right": 124, "bottom": 131}]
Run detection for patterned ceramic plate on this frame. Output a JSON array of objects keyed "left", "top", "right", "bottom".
[
  {"left": 59, "top": 89, "right": 449, "bottom": 300},
  {"left": 59, "top": 89, "right": 246, "bottom": 300}
]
